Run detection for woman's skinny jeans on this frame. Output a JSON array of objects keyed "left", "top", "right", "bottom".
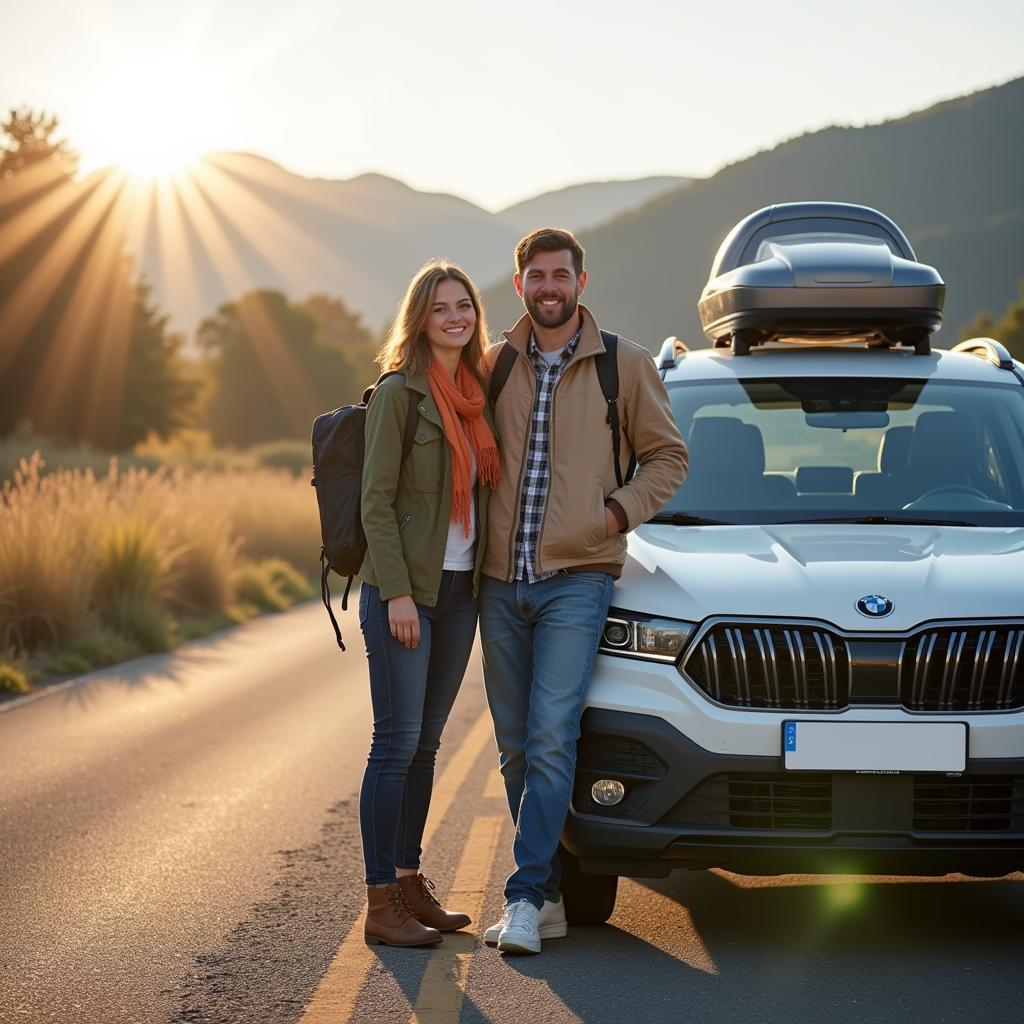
[{"left": 358, "top": 570, "right": 477, "bottom": 885}]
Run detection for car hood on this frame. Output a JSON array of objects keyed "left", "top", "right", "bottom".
[{"left": 618, "top": 524, "right": 1024, "bottom": 631}]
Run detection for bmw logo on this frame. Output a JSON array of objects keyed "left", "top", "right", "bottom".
[{"left": 856, "top": 594, "right": 894, "bottom": 618}]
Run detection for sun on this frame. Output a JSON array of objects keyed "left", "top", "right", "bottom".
[{"left": 82, "top": 59, "right": 222, "bottom": 180}]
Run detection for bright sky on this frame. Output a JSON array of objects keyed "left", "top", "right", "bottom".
[{"left": 4, "top": 0, "right": 1023, "bottom": 210}]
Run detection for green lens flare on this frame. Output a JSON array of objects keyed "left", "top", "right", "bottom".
[{"left": 825, "top": 882, "right": 863, "bottom": 910}]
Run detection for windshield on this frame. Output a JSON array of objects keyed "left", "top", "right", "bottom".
[{"left": 661, "top": 377, "right": 1024, "bottom": 526}]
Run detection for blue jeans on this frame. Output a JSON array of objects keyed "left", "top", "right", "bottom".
[
  {"left": 479, "top": 571, "right": 614, "bottom": 909},
  {"left": 358, "top": 571, "right": 477, "bottom": 885}
]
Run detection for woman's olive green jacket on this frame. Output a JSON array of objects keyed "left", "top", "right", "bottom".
[{"left": 357, "top": 371, "right": 494, "bottom": 606}]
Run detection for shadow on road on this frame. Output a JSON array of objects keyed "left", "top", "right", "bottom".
[{"left": 488, "top": 870, "right": 1024, "bottom": 1024}]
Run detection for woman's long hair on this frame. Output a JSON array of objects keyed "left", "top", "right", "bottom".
[{"left": 376, "top": 260, "right": 490, "bottom": 380}]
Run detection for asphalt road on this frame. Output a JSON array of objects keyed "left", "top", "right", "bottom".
[{"left": 3, "top": 600, "right": 1024, "bottom": 1024}]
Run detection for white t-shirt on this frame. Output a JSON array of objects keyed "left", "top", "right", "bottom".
[
  {"left": 536, "top": 344, "right": 567, "bottom": 366},
  {"left": 442, "top": 447, "right": 477, "bottom": 571}
]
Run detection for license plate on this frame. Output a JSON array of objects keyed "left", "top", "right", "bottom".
[{"left": 782, "top": 720, "right": 966, "bottom": 772}]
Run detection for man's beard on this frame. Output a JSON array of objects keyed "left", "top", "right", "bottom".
[{"left": 525, "top": 288, "right": 579, "bottom": 329}]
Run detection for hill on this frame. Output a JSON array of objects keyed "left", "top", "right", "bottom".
[
  {"left": 482, "top": 78, "right": 1024, "bottom": 349},
  {"left": 499, "top": 176, "right": 691, "bottom": 235},
  {"left": 119, "top": 156, "right": 694, "bottom": 331}
]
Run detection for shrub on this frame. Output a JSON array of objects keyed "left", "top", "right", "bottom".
[
  {"left": 103, "top": 596, "right": 171, "bottom": 653},
  {"left": 164, "top": 504, "right": 240, "bottom": 614},
  {"left": 248, "top": 440, "right": 312, "bottom": 477},
  {"left": 263, "top": 558, "right": 313, "bottom": 603},
  {"left": 0, "top": 660, "right": 30, "bottom": 695},
  {"left": 41, "top": 621, "right": 143, "bottom": 676},
  {"left": 0, "top": 432, "right": 161, "bottom": 482},
  {"left": 94, "top": 518, "right": 169, "bottom": 606},
  {"left": 232, "top": 558, "right": 313, "bottom": 613}
]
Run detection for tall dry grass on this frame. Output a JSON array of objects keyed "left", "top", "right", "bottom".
[{"left": 0, "top": 453, "right": 320, "bottom": 662}]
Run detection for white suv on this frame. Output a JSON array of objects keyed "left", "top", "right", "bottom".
[{"left": 560, "top": 203, "right": 1024, "bottom": 924}]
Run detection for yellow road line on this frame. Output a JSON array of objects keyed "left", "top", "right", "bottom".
[
  {"left": 409, "top": 815, "right": 503, "bottom": 1024},
  {"left": 482, "top": 770, "right": 505, "bottom": 800},
  {"left": 299, "top": 710, "right": 495, "bottom": 1024},
  {"left": 420, "top": 712, "right": 494, "bottom": 851}
]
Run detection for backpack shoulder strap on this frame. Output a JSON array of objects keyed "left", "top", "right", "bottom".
[
  {"left": 489, "top": 343, "right": 518, "bottom": 406},
  {"left": 366, "top": 371, "right": 418, "bottom": 462},
  {"left": 596, "top": 331, "right": 636, "bottom": 488},
  {"left": 401, "top": 389, "right": 418, "bottom": 462},
  {"left": 595, "top": 330, "right": 620, "bottom": 400}
]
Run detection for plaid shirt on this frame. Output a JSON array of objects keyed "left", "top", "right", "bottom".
[{"left": 513, "top": 326, "right": 583, "bottom": 582}]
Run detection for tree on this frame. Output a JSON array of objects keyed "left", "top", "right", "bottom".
[
  {"left": 300, "top": 293, "right": 373, "bottom": 354},
  {"left": 198, "top": 289, "right": 364, "bottom": 445},
  {"left": 0, "top": 108, "right": 77, "bottom": 181},
  {"left": 119, "top": 278, "right": 203, "bottom": 447},
  {"left": 960, "top": 283, "right": 1024, "bottom": 361},
  {"left": 299, "top": 292, "right": 379, "bottom": 399},
  {"left": 0, "top": 110, "right": 198, "bottom": 447}
]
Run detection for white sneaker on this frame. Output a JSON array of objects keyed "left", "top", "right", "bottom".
[
  {"left": 484, "top": 896, "right": 566, "bottom": 945},
  {"left": 496, "top": 899, "right": 541, "bottom": 954}
]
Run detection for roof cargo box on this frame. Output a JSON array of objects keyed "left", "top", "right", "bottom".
[{"left": 698, "top": 202, "right": 945, "bottom": 355}]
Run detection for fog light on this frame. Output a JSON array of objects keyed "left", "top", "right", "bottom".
[{"left": 591, "top": 779, "right": 626, "bottom": 806}]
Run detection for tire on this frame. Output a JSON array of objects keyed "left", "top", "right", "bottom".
[{"left": 558, "top": 844, "right": 618, "bottom": 925}]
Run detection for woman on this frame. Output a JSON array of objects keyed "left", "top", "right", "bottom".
[{"left": 357, "top": 260, "right": 499, "bottom": 947}]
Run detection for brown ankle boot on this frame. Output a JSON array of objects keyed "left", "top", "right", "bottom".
[
  {"left": 397, "top": 874, "right": 472, "bottom": 933},
  {"left": 364, "top": 883, "right": 443, "bottom": 947}
]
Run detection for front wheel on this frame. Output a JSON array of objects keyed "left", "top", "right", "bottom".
[{"left": 558, "top": 844, "right": 618, "bottom": 925}]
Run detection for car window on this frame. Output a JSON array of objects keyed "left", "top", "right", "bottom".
[{"left": 663, "top": 377, "right": 1024, "bottom": 525}]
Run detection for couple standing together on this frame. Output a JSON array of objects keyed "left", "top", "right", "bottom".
[{"left": 356, "top": 227, "right": 688, "bottom": 954}]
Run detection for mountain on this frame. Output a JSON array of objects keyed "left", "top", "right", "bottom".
[
  {"left": 120, "top": 156, "right": 694, "bottom": 331},
  {"left": 499, "top": 176, "right": 691, "bottom": 235},
  {"left": 482, "top": 78, "right": 1024, "bottom": 350},
  {"left": 122, "top": 154, "right": 515, "bottom": 332}
]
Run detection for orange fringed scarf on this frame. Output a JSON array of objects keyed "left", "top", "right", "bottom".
[{"left": 426, "top": 357, "right": 500, "bottom": 537}]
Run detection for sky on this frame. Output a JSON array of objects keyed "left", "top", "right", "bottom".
[{"left": 4, "top": 0, "right": 1024, "bottom": 210}]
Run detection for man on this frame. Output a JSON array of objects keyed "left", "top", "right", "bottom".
[{"left": 480, "top": 227, "right": 687, "bottom": 954}]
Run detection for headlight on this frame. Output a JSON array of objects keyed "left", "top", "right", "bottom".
[{"left": 599, "top": 613, "right": 695, "bottom": 662}]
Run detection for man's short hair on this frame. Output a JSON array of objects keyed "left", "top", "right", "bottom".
[{"left": 514, "top": 227, "right": 586, "bottom": 278}]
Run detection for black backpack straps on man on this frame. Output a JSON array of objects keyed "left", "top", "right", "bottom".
[
  {"left": 594, "top": 331, "right": 637, "bottom": 489},
  {"left": 489, "top": 332, "right": 635, "bottom": 487}
]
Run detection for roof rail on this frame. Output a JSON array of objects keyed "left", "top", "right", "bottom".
[
  {"left": 952, "top": 337, "right": 1014, "bottom": 370},
  {"left": 657, "top": 336, "right": 689, "bottom": 373}
]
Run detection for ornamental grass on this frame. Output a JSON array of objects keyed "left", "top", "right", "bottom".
[{"left": 0, "top": 453, "right": 319, "bottom": 683}]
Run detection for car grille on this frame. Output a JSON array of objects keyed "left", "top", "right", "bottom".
[
  {"left": 665, "top": 773, "right": 1024, "bottom": 835},
  {"left": 912, "top": 776, "right": 1024, "bottom": 832},
  {"left": 666, "top": 772, "right": 833, "bottom": 831},
  {"left": 901, "top": 626, "right": 1024, "bottom": 711},
  {"left": 684, "top": 624, "right": 850, "bottom": 709},
  {"left": 682, "top": 620, "right": 1024, "bottom": 711}
]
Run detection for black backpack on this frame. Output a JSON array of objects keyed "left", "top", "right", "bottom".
[
  {"left": 311, "top": 372, "right": 418, "bottom": 650},
  {"left": 489, "top": 330, "right": 636, "bottom": 488}
]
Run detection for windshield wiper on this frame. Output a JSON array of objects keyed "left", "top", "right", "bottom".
[
  {"left": 777, "top": 514, "right": 978, "bottom": 527},
  {"left": 647, "top": 512, "right": 730, "bottom": 526}
]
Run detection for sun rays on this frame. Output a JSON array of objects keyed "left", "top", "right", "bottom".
[{"left": 0, "top": 146, "right": 345, "bottom": 444}]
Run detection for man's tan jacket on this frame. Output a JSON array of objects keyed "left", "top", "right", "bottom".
[{"left": 483, "top": 305, "right": 688, "bottom": 580}]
